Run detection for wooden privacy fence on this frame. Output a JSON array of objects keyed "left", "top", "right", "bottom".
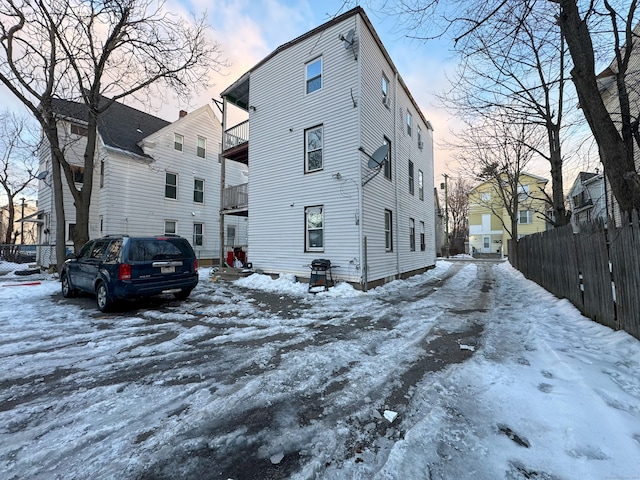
[{"left": 509, "top": 212, "right": 640, "bottom": 341}]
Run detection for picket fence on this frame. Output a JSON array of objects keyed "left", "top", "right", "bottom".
[{"left": 509, "top": 211, "right": 640, "bottom": 341}]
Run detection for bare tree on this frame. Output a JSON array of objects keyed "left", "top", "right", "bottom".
[
  {"left": 448, "top": 177, "right": 472, "bottom": 239},
  {"left": 454, "top": 110, "right": 545, "bottom": 242},
  {"left": 383, "top": 0, "right": 640, "bottom": 214},
  {"left": 0, "top": 0, "right": 226, "bottom": 270},
  {"left": 440, "top": 0, "right": 573, "bottom": 227},
  {"left": 0, "top": 110, "right": 40, "bottom": 246}
]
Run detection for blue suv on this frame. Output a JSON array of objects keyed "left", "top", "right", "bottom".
[{"left": 61, "top": 235, "right": 199, "bottom": 312}]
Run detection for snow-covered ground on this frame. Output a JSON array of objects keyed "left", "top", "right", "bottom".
[{"left": 0, "top": 260, "right": 639, "bottom": 479}]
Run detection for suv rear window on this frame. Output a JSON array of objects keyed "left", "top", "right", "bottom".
[{"left": 127, "top": 239, "right": 193, "bottom": 262}]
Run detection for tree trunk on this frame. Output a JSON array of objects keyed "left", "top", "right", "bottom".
[{"left": 557, "top": 0, "right": 640, "bottom": 213}]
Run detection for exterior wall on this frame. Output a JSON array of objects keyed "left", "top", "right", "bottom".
[
  {"left": 37, "top": 105, "right": 235, "bottom": 265},
  {"left": 246, "top": 11, "right": 435, "bottom": 286},
  {"left": 468, "top": 174, "right": 548, "bottom": 255}
]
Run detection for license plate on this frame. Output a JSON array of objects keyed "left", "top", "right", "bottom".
[{"left": 161, "top": 266, "right": 175, "bottom": 273}]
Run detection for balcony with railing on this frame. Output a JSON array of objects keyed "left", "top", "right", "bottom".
[
  {"left": 222, "top": 182, "right": 248, "bottom": 215},
  {"left": 223, "top": 120, "right": 249, "bottom": 164}
]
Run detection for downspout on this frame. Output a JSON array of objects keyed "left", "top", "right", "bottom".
[
  {"left": 394, "top": 72, "right": 400, "bottom": 279},
  {"left": 356, "top": 17, "right": 365, "bottom": 290},
  {"left": 219, "top": 97, "right": 227, "bottom": 267}
]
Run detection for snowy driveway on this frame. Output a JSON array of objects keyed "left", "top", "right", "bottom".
[{"left": 1, "top": 260, "right": 639, "bottom": 479}]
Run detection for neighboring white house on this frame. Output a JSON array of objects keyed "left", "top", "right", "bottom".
[
  {"left": 219, "top": 6, "right": 436, "bottom": 289},
  {"left": 567, "top": 171, "right": 607, "bottom": 232},
  {"left": 37, "top": 98, "right": 247, "bottom": 266}
]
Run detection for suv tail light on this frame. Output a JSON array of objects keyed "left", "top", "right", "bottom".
[
  {"left": 119, "top": 263, "right": 132, "bottom": 280},
  {"left": 194, "top": 259, "right": 198, "bottom": 272}
]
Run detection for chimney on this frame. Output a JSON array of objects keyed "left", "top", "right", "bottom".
[{"left": 179, "top": 110, "right": 188, "bottom": 119}]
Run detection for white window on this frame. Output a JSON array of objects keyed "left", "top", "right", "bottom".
[
  {"left": 174, "top": 133, "right": 183, "bottom": 152},
  {"left": 408, "top": 161, "right": 414, "bottom": 195},
  {"left": 197, "top": 136, "right": 206, "bottom": 158},
  {"left": 193, "top": 178, "right": 204, "bottom": 203},
  {"left": 420, "top": 221, "right": 425, "bottom": 251},
  {"left": 410, "top": 218, "right": 415, "bottom": 251},
  {"left": 418, "top": 170, "right": 424, "bottom": 201},
  {"left": 164, "top": 220, "right": 176, "bottom": 235},
  {"left": 518, "top": 210, "right": 533, "bottom": 224},
  {"left": 382, "top": 74, "right": 389, "bottom": 105},
  {"left": 165, "top": 172, "right": 177, "bottom": 199},
  {"left": 407, "top": 111, "right": 412, "bottom": 136},
  {"left": 193, "top": 223, "right": 203, "bottom": 246},
  {"left": 305, "top": 206, "right": 324, "bottom": 251},
  {"left": 306, "top": 57, "right": 322, "bottom": 94},
  {"left": 383, "top": 137, "right": 391, "bottom": 180},
  {"left": 385, "top": 209, "right": 393, "bottom": 251},
  {"left": 305, "top": 125, "right": 323, "bottom": 172}
]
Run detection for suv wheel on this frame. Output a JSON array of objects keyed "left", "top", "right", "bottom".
[
  {"left": 173, "top": 289, "right": 192, "bottom": 301},
  {"left": 96, "top": 281, "right": 114, "bottom": 312},
  {"left": 61, "top": 274, "right": 76, "bottom": 298}
]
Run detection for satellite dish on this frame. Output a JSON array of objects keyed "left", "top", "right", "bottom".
[
  {"left": 36, "top": 171, "right": 49, "bottom": 180},
  {"left": 343, "top": 29, "right": 355, "bottom": 48},
  {"left": 368, "top": 144, "right": 389, "bottom": 169}
]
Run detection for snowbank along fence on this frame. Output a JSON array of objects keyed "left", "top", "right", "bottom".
[{"left": 509, "top": 211, "right": 640, "bottom": 341}]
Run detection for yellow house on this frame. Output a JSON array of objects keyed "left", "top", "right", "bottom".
[{"left": 468, "top": 172, "right": 549, "bottom": 256}]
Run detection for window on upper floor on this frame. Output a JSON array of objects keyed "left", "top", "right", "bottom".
[
  {"left": 418, "top": 170, "right": 424, "bottom": 201},
  {"left": 305, "top": 125, "right": 323, "bottom": 172},
  {"left": 71, "top": 124, "right": 88, "bottom": 136},
  {"left": 194, "top": 178, "right": 204, "bottom": 203},
  {"left": 517, "top": 184, "right": 530, "bottom": 200},
  {"left": 407, "top": 111, "right": 412, "bottom": 136},
  {"left": 481, "top": 192, "right": 491, "bottom": 202},
  {"left": 197, "top": 136, "right": 206, "bottom": 158},
  {"left": 382, "top": 74, "right": 389, "bottom": 106},
  {"left": 71, "top": 165, "right": 84, "bottom": 184},
  {"left": 383, "top": 136, "right": 391, "bottom": 180},
  {"left": 385, "top": 209, "right": 393, "bottom": 251},
  {"left": 100, "top": 161, "right": 104, "bottom": 188},
  {"left": 420, "top": 221, "right": 426, "bottom": 251},
  {"left": 305, "top": 206, "right": 324, "bottom": 251},
  {"left": 165, "top": 172, "right": 177, "bottom": 199},
  {"left": 174, "top": 134, "right": 183, "bottom": 152},
  {"left": 408, "top": 160, "right": 414, "bottom": 195},
  {"left": 418, "top": 126, "right": 423, "bottom": 149},
  {"left": 518, "top": 210, "right": 533, "bottom": 224},
  {"left": 306, "top": 57, "right": 322, "bottom": 94}
]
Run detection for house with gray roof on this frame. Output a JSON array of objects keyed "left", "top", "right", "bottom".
[{"left": 37, "top": 97, "right": 247, "bottom": 265}]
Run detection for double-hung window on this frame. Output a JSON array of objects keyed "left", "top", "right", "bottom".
[
  {"left": 420, "top": 221, "right": 425, "bottom": 251},
  {"left": 385, "top": 209, "right": 393, "bottom": 251},
  {"left": 194, "top": 178, "right": 204, "bottom": 203},
  {"left": 518, "top": 210, "right": 533, "bottom": 224},
  {"left": 174, "top": 134, "right": 183, "bottom": 152},
  {"left": 165, "top": 172, "right": 177, "bottom": 199},
  {"left": 418, "top": 170, "right": 424, "bottom": 200},
  {"left": 193, "top": 223, "right": 203, "bottom": 246},
  {"left": 383, "top": 137, "right": 391, "bottom": 180},
  {"left": 305, "top": 206, "right": 324, "bottom": 251},
  {"left": 407, "top": 111, "right": 412, "bottom": 136},
  {"left": 306, "top": 58, "right": 322, "bottom": 94},
  {"left": 305, "top": 125, "right": 323, "bottom": 172},
  {"left": 382, "top": 74, "right": 389, "bottom": 105},
  {"left": 197, "top": 136, "right": 206, "bottom": 158},
  {"left": 408, "top": 161, "right": 414, "bottom": 195},
  {"left": 410, "top": 218, "right": 416, "bottom": 251}
]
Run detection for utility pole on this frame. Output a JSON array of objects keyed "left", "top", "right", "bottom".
[{"left": 442, "top": 174, "right": 450, "bottom": 258}]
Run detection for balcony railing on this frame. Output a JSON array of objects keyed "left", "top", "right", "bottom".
[
  {"left": 223, "top": 120, "right": 249, "bottom": 151},
  {"left": 223, "top": 183, "right": 248, "bottom": 210}
]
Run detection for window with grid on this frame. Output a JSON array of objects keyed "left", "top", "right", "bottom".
[
  {"left": 165, "top": 172, "right": 177, "bottom": 199},
  {"left": 410, "top": 218, "right": 415, "bottom": 251},
  {"left": 193, "top": 178, "right": 204, "bottom": 203},
  {"left": 305, "top": 206, "right": 324, "bottom": 251},
  {"left": 305, "top": 126, "right": 323, "bottom": 172},
  {"left": 306, "top": 58, "right": 322, "bottom": 94},
  {"left": 518, "top": 210, "right": 532, "bottom": 224},
  {"left": 385, "top": 209, "right": 393, "bottom": 251}
]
